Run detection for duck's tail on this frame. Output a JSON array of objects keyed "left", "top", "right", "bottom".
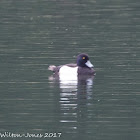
[{"left": 48, "top": 65, "right": 56, "bottom": 72}]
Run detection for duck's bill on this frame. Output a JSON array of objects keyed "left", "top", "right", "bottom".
[{"left": 85, "top": 60, "right": 94, "bottom": 68}]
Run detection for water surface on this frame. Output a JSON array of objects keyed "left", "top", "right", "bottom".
[{"left": 0, "top": 0, "right": 139, "bottom": 140}]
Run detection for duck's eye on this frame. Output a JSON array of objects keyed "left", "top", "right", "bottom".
[{"left": 82, "top": 57, "right": 85, "bottom": 60}]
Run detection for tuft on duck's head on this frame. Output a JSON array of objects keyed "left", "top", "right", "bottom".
[{"left": 77, "top": 53, "right": 94, "bottom": 68}]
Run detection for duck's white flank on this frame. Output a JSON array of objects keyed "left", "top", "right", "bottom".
[
  {"left": 59, "top": 66, "right": 78, "bottom": 75},
  {"left": 59, "top": 66, "right": 78, "bottom": 81}
]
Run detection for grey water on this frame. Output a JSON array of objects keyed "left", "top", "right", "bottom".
[{"left": 0, "top": 0, "right": 140, "bottom": 140}]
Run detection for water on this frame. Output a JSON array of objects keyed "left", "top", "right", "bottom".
[{"left": 0, "top": 0, "right": 139, "bottom": 140}]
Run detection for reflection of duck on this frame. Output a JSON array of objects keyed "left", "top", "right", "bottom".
[
  {"left": 56, "top": 75, "right": 94, "bottom": 136},
  {"left": 48, "top": 68, "right": 95, "bottom": 137},
  {"left": 48, "top": 53, "right": 95, "bottom": 77}
]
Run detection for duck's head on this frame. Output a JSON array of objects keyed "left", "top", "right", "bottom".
[{"left": 77, "top": 53, "right": 94, "bottom": 68}]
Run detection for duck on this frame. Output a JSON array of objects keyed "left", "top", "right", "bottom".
[{"left": 48, "top": 53, "right": 95, "bottom": 76}]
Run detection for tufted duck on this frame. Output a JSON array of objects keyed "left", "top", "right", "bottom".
[{"left": 48, "top": 53, "right": 95, "bottom": 76}]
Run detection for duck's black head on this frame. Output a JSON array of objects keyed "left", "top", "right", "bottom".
[{"left": 77, "top": 53, "right": 94, "bottom": 68}]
